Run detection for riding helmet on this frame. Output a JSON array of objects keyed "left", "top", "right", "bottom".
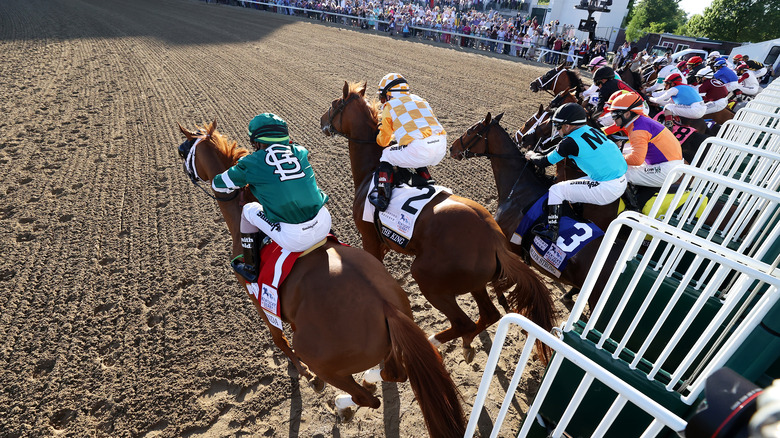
[
  {"left": 248, "top": 113, "right": 290, "bottom": 145},
  {"left": 713, "top": 59, "right": 728, "bottom": 69},
  {"left": 687, "top": 56, "right": 703, "bottom": 65},
  {"left": 593, "top": 66, "right": 615, "bottom": 82},
  {"left": 377, "top": 73, "right": 410, "bottom": 100},
  {"left": 653, "top": 57, "right": 669, "bottom": 66},
  {"left": 664, "top": 73, "right": 684, "bottom": 86},
  {"left": 588, "top": 56, "right": 607, "bottom": 69},
  {"left": 551, "top": 103, "right": 588, "bottom": 126}
]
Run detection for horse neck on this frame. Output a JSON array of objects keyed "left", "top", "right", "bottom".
[
  {"left": 487, "top": 128, "right": 527, "bottom": 202},
  {"left": 488, "top": 128, "right": 547, "bottom": 206},
  {"left": 199, "top": 142, "right": 244, "bottom": 255},
  {"left": 345, "top": 108, "right": 383, "bottom": 189}
]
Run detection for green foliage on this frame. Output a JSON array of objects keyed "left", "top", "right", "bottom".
[
  {"left": 685, "top": 0, "right": 780, "bottom": 42},
  {"left": 624, "top": 0, "right": 687, "bottom": 42}
]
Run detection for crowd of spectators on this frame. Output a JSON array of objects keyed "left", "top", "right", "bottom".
[{"left": 211, "top": 0, "right": 617, "bottom": 67}]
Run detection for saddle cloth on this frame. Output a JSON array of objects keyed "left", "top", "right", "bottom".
[
  {"left": 245, "top": 237, "right": 330, "bottom": 330},
  {"left": 362, "top": 182, "right": 452, "bottom": 248},
  {"left": 511, "top": 194, "right": 604, "bottom": 278},
  {"left": 652, "top": 112, "right": 696, "bottom": 144}
]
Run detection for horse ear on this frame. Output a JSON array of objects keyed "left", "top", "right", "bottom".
[
  {"left": 538, "top": 104, "right": 544, "bottom": 113},
  {"left": 342, "top": 81, "right": 349, "bottom": 99},
  {"left": 359, "top": 81, "right": 367, "bottom": 97},
  {"left": 485, "top": 112, "right": 492, "bottom": 124},
  {"left": 178, "top": 123, "right": 191, "bottom": 138},
  {"left": 207, "top": 118, "right": 217, "bottom": 137},
  {"left": 494, "top": 112, "right": 504, "bottom": 123}
]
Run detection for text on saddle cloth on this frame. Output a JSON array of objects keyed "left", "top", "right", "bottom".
[
  {"left": 362, "top": 182, "right": 452, "bottom": 248},
  {"left": 511, "top": 194, "right": 604, "bottom": 278},
  {"left": 244, "top": 237, "right": 332, "bottom": 330},
  {"left": 652, "top": 112, "right": 696, "bottom": 144}
]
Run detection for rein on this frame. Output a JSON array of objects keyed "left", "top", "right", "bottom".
[
  {"left": 323, "top": 94, "right": 379, "bottom": 144},
  {"left": 180, "top": 136, "right": 240, "bottom": 202}
]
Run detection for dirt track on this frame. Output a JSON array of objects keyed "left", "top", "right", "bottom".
[{"left": 0, "top": 1, "right": 570, "bottom": 436}]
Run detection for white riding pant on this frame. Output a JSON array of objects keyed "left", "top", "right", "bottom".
[
  {"left": 380, "top": 134, "right": 447, "bottom": 169},
  {"left": 548, "top": 175, "right": 627, "bottom": 206},
  {"left": 665, "top": 101, "right": 707, "bottom": 119},
  {"left": 704, "top": 98, "right": 728, "bottom": 115},
  {"left": 625, "top": 160, "right": 683, "bottom": 187},
  {"left": 737, "top": 83, "right": 761, "bottom": 96},
  {"left": 240, "top": 203, "right": 332, "bottom": 252}
]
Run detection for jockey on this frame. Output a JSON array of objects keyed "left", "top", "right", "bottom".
[
  {"left": 734, "top": 54, "right": 768, "bottom": 79},
  {"left": 685, "top": 56, "right": 705, "bottom": 85},
  {"left": 713, "top": 59, "right": 741, "bottom": 92},
  {"left": 736, "top": 62, "right": 761, "bottom": 96},
  {"left": 593, "top": 66, "right": 637, "bottom": 114},
  {"left": 372, "top": 73, "right": 447, "bottom": 211},
  {"left": 607, "top": 92, "right": 683, "bottom": 189},
  {"left": 646, "top": 57, "right": 685, "bottom": 95},
  {"left": 212, "top": 113, "right": 331, "bottom": 283},
  {"left": 524, "top": 103, "right": 627, "bottom": 241},
  {"left": 696, "top": 68, "right": 730, "bottom": 115},
  {"left": 582, "top": 56, "right": 614, "bottom": 107},
  {"left": 649, "top": 73, "right": 706, "bottom": 126}
]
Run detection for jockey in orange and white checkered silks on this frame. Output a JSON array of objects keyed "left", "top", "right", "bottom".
[{"left": 370, "top": 73, "right": 447, "bottom": 211}]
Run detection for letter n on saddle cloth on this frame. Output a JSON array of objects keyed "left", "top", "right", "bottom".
[
  {"left": 362, "top": 182, "right": 452, "bottom": 248},
  {"left": 510, "top": 193, "right": 604, "bottom": 278},
  {"left": 245, "top": 237, "right": 335, "bottom": 330}
]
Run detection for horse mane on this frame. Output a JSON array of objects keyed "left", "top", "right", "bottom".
[
  {"left": 565, "top": 69, "right": 584, "bottom": 95},
  {"left": 199, "top": 121, "right": 250, "bottom": 163},
  {"left": 346, "top": 81, "right": 380, "bottom": 122}
]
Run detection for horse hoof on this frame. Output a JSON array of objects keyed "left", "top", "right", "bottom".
[
  {"left": 463, "top": 346, "right": 476, "bottom": 363},
  {"left": 338, "top": 407, "right": 354, "bottom": 423},
  {"left": 361, "top": 380, "right": 377, "bottom": 394},
  {"left": 309, "top": 376, "right": 325, "bottom": 392}
]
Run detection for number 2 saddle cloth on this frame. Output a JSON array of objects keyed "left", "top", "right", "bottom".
[
  {"left": 510, "top": 193, "right": 604, "bottom": 278},
  {"left": 362, "top": 182, "right": 452, "bottom": 248}
]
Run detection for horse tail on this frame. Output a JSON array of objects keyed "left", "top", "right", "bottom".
[
  {"left": 383, "top": 301, "right": 465, "bottom": 438},
  {"left": 491, "top": 229, "right": 555, "bottom": 361}
]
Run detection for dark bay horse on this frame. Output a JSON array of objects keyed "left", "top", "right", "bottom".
[
  {"left": 450, "top": 113, "right": 623, "bottom": 308},
  {"left": 529, "top": 65, "right": 585, "bottom": 99},
  {"left": 176, "top": 121, "right": 465, "bottom": 436},
  {"left": 319, "top": 82, "right": 554, "bottom": 362}
]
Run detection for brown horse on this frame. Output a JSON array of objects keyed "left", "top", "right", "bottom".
[
  {"left": 176, "top": 121, "right": 465, "bottom": 436},
  {"left": 529, "top": 65, "right": 585, "bottom": 99},
  {"left": 319, "top": 82, "right": 554, "bottom": 362},
  {"left": 450, "top": 112, "right": 623, "bottom": 308}
]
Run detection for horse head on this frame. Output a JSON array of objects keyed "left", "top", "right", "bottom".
[
  {"left": 320, "top": 81, "right": 374, "bottom": 140},
  {"left": 449, "top": 112, "right": 505, "bottom": 160},
  {"left": 319, "top": 81, "right": 383, "bottom": 189},
  {"left": 177, "top": 120, "right": 248, "bottom": 183},
  {"left": 530, "top": 65, "right": 563, "bottom": 93}
]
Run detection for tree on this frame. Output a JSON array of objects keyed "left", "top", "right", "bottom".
[
  {"left": 624, "top": 0, "right": 687, "bottom": 42},
  {"left": 684, "top": 0, "right": 780, "bottom": 42}
]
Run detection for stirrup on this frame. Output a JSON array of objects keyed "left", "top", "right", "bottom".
[
  {"left": 531, "top": 224, "right": 558, "bottom": 242},
  {"left": 231, "top": 259, "right": 258, "bottom": 283},
  {"left": 368, "top": 189, "right": 390, "bottom": 211}
]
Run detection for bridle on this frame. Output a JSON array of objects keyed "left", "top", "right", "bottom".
[
  {"left": 531, "top": 69, "right": 565, "bottom": 97},
  {"left": 453, "top": 118, "right": 522, "bottom": 160},
  {"left": 322, "top": 94, "right": 378, "bottom": 144},
  {"left": 177, "top": 135, "right": 241, "bottom": 202}
]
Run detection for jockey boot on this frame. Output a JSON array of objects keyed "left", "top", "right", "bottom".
[
  {"left": 413, "top": 167, "right": 436, "bottom": 186},
  {"left": 369, "top": 161, "right": 394, "bottom": 211},
  {"left": 625, "top": 183, "right": 641, "bottom": 211},
  {"left": 231, "top": 231, "right": 265, "bottom": 283},
  {"left": 533, "top": 204, "right": 561, "bottom": 243}
]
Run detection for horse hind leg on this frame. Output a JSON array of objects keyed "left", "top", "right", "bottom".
[
  {"left": 321, "top": 373, "right": 381, "bottom": 422},
  {"left": 460, "top": 287, "right": 501, "bottom": 363}
]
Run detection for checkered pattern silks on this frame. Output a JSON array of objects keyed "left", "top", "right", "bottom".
[{"left": 382, "top": 94, "right": 446, "bottom": 146}]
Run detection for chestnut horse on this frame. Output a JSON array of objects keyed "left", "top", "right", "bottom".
[
  {"left": 450, "top": 112, "right": 623, "bottom": 308},
  {"left": 529, "top": 65, "right": 585, "bottom": 99},
  {"left": 319, "top": 82, "right": 554, "bottom": 362},
  {"left": 176, "top": 121, "right": 464, "bottom": 436}
]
